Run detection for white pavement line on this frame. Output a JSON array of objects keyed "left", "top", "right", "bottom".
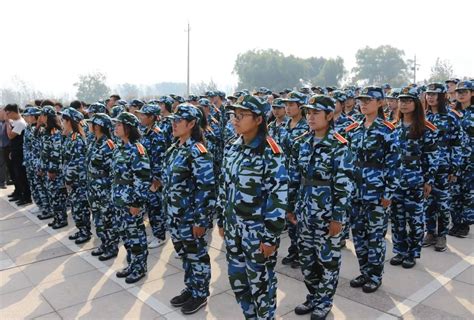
[
  {"left": 11, "top": 202, "right": 177, "bottom": 317},
  {"left": 380, "top": 252, "right": 474, "bottom": 319}
]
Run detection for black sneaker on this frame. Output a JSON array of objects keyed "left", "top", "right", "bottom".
[
  {"left": 291, "top": 259, "right": 301, "bottom": 269},
  {"left": 51, "top": 221, "right": 68, "bottom": 229},
  {"left": 350, "top": 275, "right": 369, "bottom": 288},
  {"left": 362, "top": 280, "right": 381, "bottom": 293},
  {"left": 99, "top": 251, "right": 118, "bottom": 261},
  {"left": 456, "top": 224, "right": 470, "bottom": 238},
  {"left": 434, "top": 236, "right": 447, "bottom": 252},
  {"left": 390, "top": 254, "right": 404, "bottom": 266},
  {"left": 402, "top": 256, "right": 416, "bottom": 269},
  {"left": 125, "top": 270, "right": 146, "bottom": 284},
  {"left": 48, "top": 219, "right": 57, "bottom": 227},
  {"left": 181, "top": 296, "right": 207, "bottom": 315},
  {"left": 295, "top": 298, "right": 314, "bottom": 315},
  {"left": 282, "top": 254, "right": 296, "bottom": 265},
  {"left": 69, "top": 232, "right": 81, "bottom": 240},
  {"left": 38, "top": 213, "right": 54, "bottom": 221},
  {"left": 75, "top": 234, "right": 91, "bottom": 245},
  {"left": 116, "top": 267, "right": 132, "bottom": 278},
  {"left": 311, "top": 309, "right": 330, "bottom": 320},
  {"left": 448, "top": 224, "right": 460, "bottom": 236},
  {"left": 170, "top": 289, "right": 192, "bottom": 307},
  {"left": 16, "top": 198, "right": 32, "bottom": 206}
]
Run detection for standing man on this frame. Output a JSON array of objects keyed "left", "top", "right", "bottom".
[{"left": 0, "top": 107, "right": 10, "bottom": 189}]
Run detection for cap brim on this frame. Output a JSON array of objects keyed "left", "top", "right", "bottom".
[
  {"left": 398, "top": 94, "right": 418, "bottom": 99},
  {"left": 455, "top": 88, "right": 471, "bottom": 91},
  {"left": 355, "top": 94, "right": 372, "bottom": 99},
  {"left": 228, "top": 104, "right": 261, "bottom": 114}
]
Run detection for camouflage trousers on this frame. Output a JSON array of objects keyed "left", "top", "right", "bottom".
[
  {"left": 117, "top": 207, "right": 148, "bottom": 273},
  {"left": 146, "top": 190, "right": 166, "bottom": 240},
  {"left": 298, "top": 219, "right": 341, "bottom": 314},
  {"left": 46, "top": 175, "right": 67, "bottom": 223},
  {"left": 391, "top": 185, "right": 425, "bottom": 258},
  {"left": 286, "top": 219, "right": 299, "bottom": 258},
  {"left": 341, "top": 209, "right": 351, "bottom": 241},
  {"left": 426, "top": 172, "right": 451, "bottom": 237},
  {"left": 33, "top": 172, "right": 51, "bottom": 214},
  {"left": 351, "top": 200, "right": 388, "bottom": 285},
  {"left": 225, "top": 223, "right": 278, "bottom": 320},
  {"left": 170, "top": 230, "right": 211, "bottom": 299},
  {"left": 69, "top": 183, "right": 91, "bottom": 236},
  {"left": 87, "top": 185, "right": 119, "bottom": 254},
  {"left": 451, "top": 166, "right": 474, "bottom": 225},
  {"left": 26, "top": 167, "right": 42, "bottom": 208}
]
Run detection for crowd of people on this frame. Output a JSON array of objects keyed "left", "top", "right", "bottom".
[{"left": 0, "top": 78, "right": 472, "bottom": 320}]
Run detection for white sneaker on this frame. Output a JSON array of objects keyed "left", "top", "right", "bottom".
[{"left": 148, "top": 238, "right": 165, "bottom": 249}]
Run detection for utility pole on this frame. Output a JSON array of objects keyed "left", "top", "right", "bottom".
[
  {"left": 185, "top": 22, "right": 191, "bottom": 98},
  {"left": 412, "top": 55, "right": 420, "bottom": 84}
]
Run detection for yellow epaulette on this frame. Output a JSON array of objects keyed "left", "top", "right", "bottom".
[
  {"left": 295, "top": 131, "right": 309, "bottom": 141},
  {"left": 195, "top": 142, "right": 208, "bottom": 154},
  {"left": 334, "top": 132, "right": 348, "bottom": 144},
  {"left": 266, "top": 136, "right": 283, "bottom": 154},
  {"left": 106, "top": 139, "right": 115, "bottom": 150},
  {"left": 425, "top": 120, "right": 438, "bottom": 132},
  {"left": 136, "top": 143, "right": 146, "bottom": 155},
  {"left": 71, "top": 133, "right": 77, "bottom": 141},
  {"left": 345, "top": 122, "right": 359, "bottom": 132},
  {"left": 450, "top": 108, "right": 463, "bottom": 118},
  {"left": 382, "top": 120, "right": 395, "bottom": 130},
  {"left": 153, "top": 127, "right": 161, "bottom": 134}
]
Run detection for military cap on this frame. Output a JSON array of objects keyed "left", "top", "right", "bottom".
[
  {"left": 398, "top": 86, "right": 420, "bottom": 99},
  {"left": 332, "top": 90, "right": 348, "bottom": 102},
  {"left": 228, "top": 95, "right": 265, "bottom": 115},
  {"left": 455, "top": 80, "right": 473, "bottom": 91},
  {"left": 205, "top": 91, "right": 217, "bottom": 97},
  {"left": 90, "top": 113, "right": 113, "bottom": 129},
  {"left": 386, "top": 88, "right": 401, "bottom": 99},
  {"left": 302, "top": 95, "right": 335, "bottom": 112},
  {"left": 170, "top": 103, "right": 201, "bottom": 121},
  {"left": 159, "top": 96, "right": 174, "bottom": 106},
  {"left": 426, "top": 83, "right": 447, "bottom": 94},
  {"left": 445, "top": 78, "right": 460, "bottom": 84},
  {"left": 136, "top": 104, "right": 160, "bottom": 115},
  {"left": 186, "top": 94, "right": 199, "bottom": 102},
  {"left": 116, "top": 99, "right": 128, "bottom": 107},
  {"left": 271, "top": 98, "right": 285, "bottom": 108},
  {"left": 110, "top": 105, "right": 126, "bottom": 119},
  {"left": 86, "top": 102, "right": 106, "bottom": 114},
  {"left": 41, "top": 105, "right": 57, "bottom": 117},
  {"left": 112, "top": 112, "right": 140, "bottom": 127},
  {"left": 356, "top": 86, "right": 385, "bottom": 100},
  {"left": 129, "top": 99, "right": 145, "bottom": 108},
  {"left": 198, "top": 98, "right": 211, "bottom": 107},
  {"left": 281, "top": 91, "right": 308, "bottom": 105},
  {"left": 61, "top": 107, "right": 84, "bottom": 122},
  {"left": 170, "top": 94, "right": 185, "bottom": 103}
]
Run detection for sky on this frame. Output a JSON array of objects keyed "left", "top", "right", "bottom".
[{"left": 0, "top": 0, "right": 472, "bottom": 98}]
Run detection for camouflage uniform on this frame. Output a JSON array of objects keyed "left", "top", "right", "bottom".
[
  {"left": 40, "top": 107, "right": 68, "bottom": 226},
  {"left": 219, "top": 95, "right": 288, "bottom": 320},
  {"left": 86, "top": 113, "right": 119, "bottom": 257},
  {"left": 267, "top": 98, "right": 288, "bottom": 147},
  {"left": 346, "top": 87, "right": 400, "bottom": 287},
  {"left": 158, "top": 96, "right": 175, "bottom": 149},
  {"left": 391, "top": 88, "right": 439, "bottom": 259},
  {"left": 289, "top": 96, "right": 354, "bottom": 316},
  {"left": 137, "top": 105, "right": 168, "bottom": 242},
  {"left": 32, "top": 124, "right": 52, "bottom": 217},
  {"left": 111, "top": 113, "right": 151, "bottom": 279},
  {"left": 163, "top": 104, "right": 216, "bottom": 300},
  {"left": 22, "top": 108, "right": 42, "bottom": 208}
]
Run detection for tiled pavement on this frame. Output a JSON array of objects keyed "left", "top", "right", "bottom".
[{"left": 1, "top": 186, "right": 473, "bottom": 319}]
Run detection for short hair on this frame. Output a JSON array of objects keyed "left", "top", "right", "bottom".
[
  {"left": 34, "top": 99, "right": 43, "bottom": 107},
  {"left": 40, "top": 99, "right": 55, "bottom": 107},
  {"left": 69, "top": 100, "right": 82, "bottom": 110},
  {"left": 4, "top": 104, "right": 19, "bottom": 113},
  {"left": 110, "top": 94, "right": 121, "bottom": 100},
  {"left": 54, "top": 102, "right": 64, "bottom": 109}
]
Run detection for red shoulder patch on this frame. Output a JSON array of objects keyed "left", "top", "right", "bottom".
[
  {"left": 425, "top": 120, "right": 438, "bottom": 131},
  {"left": 136, "top": 143, "right": 145, "bottom": 155},
  {"left": 334, "top": 132, "right": 348, "bottom": 144},
  {"left": 345, "top": 122, "right": 359, "bottom": 132},
  {"left": 195, "top": 142, "right": 208, "bottom": 154},
  {"left": 382, "top": 120, "right": 395, "bottom": 130},
  {"left": 266, "top": 136, "right": 283, "bottom": 154},
  {"left": 450, "top": 108, "right": 462, "bottom": 118},
  {"left": 71, "top": 133, "right": 77, "bottom": 141},
  {"left": 153, "top": 127, "right": 161, "bottom": 134},
  {"left": 106, "top": 139, "right": 115, "bottom": 150}
]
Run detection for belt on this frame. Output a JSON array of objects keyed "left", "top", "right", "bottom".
[
  {"left": 302, "top": 177, "right": 332, "bottom": 186},
  {"left": 354, "top": 161, "right": 383, "bottom": 169},
  {"left": 114, "top": 177, "right": 133, "bottom": 185}
]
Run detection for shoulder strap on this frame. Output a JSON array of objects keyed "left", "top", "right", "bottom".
[
  {"left": 425, "top": 120, "right": 438, "bottom": 131},
  {"left": 136, "top": 143, "right": 146, "bottom": 155},
  {"left": 334, "top": 132, "right": 348, "bottom": 144},
  {"left": 450, "top": 108, "right": 463, "bottom": 118},
  {"left": 345, "top": 122, "right": 359, "bottom": 132},
  {"left": 195, "top": 142, "right": 208, "bottom": 154},
  {"left": 153, "top": 127, "right": 161, "bottom": 134},
  {"left": 382, "top": 120, "right": 396, "bottom": 130},
  {"left": 106, "top": 139, "right": 115, "bottom": 150},
  {"left": 266, "top": 136, "right": 283, "bottom": 154}
]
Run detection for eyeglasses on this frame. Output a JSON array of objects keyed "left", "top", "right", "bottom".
[{"left": 229, "top": 112, "right": 254, "bottom": 121}]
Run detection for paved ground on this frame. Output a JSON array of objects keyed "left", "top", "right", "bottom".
[{"left": 1, "top": 185, "right": 473, "bottom": 320}]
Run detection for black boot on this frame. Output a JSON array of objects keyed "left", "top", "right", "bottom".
[
  {"left": 170, "top": 289, "right": 192, "bottom": 307},
  {"left": 350, "top": 275, "right": 369, "bottom": 288},
  {"left": 125, "top": 270, "right": 146, "bottom": 284},
  {"left": 181, "top": 296, "right": 207, "bottom": 315}
]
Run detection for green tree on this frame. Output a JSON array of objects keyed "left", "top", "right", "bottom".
[
  {"left": 429, "top": 58, "right": 454, "bottom": 83},
  {"left": 74, "top": 72, "right": 110, "bottom": 102},
  {"left": 312, "top": 57, "right": 345, "bottom": 86},
  {"left": 352, "top": 45, "right": 410, "bottom": 86},
  {"left": 115, "top": 83, "right": 140, "bottom": 99},
  {"left": 191, "top": 80, "right": 218, "bottom": 95}
]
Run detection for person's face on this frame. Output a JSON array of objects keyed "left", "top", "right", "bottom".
[
  {"left": 0, "top": 109, "right": 5, "bottom": 121},
  {"left": 387, "top": 98, "right": 399, "bottom": 111},
  {"left": 285, "top": 102, "right": 301, "bottom": 118},
  {"left": 358, "top": 98, "right": 381, "bottom": 115},
  {"left": 271, "top": 106, "right": 286, "bottom": 119},
  {"left": 107, "top": 98, "right": 116, "bottom": 108},
  {"left": 62, "top": 118, "right": 72, "bottom": 132},
  {"left": 335, "top": 100, "right": 344, "bottom": 113},
  {"left": 55, "top": 105, "right": 62, "bottom": 113},
  {"left": 138, "top": 113, "right": 153, "bottom": 126},
  {"left": 38, "top": 114, "right": 46, "bottom": 125},
  {"left": 129, "top": 106, "right": 139, "bottom": 115},
  {"left": 426, "top": 92, "right": 439, "bottom": 106},
  {"left": 172, "top": 118, "right": 194, "bottom": 138},
  {"left": 159, "top": 103, "right": 168, "bottom": 114},
  {"left": 399, "top": 98, "right": 416, "bottom": 114},
  {"left": 455, "top": 89, "right": 472, "bottom": 104},
  {"left": 346, "top": 97, "right": 355, "bottom": 108},
  {"left": 114, "top": 122, "right": 125, "bottom": 139},
  {"left": 446, "top": 82, "right": 456, "bottom": 93},
  {"left": 231, "top": 108, "right": 261, "bottom": 136},
  {"left": 200, "top": 105, "right": 210, "bottom": 117},
  {"left": 306, "top": 109, "right": 332, "bottom": 132}
]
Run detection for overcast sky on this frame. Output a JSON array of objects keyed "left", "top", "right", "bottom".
[{"left": 1, "top": 0, "right": 472, "bottom": 97}]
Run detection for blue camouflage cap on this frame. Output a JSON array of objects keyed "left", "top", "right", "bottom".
[
  {"left": 445, "top": 78, "right": 460, "bottom": 84},
  {"left": 398, "top": 86, "right": 420, "bottom": 99},
  {"left": 271, "top": 98, "right": 285, "bottom": 108},
  {"left": 356, "top": 86, "right": 385, "bottom": 100},
  {"left": 170, "top": 94, "right": 185, "bottom": 103},
  {"left": 41, "top": 105, "right": 57, "bottom": 117},
  {"left": 302, "top": 95, "right": 335, "bottom": 112},
  {"left": 159, "top": 96, "right": 174, "bottom": 106},
  {"left": 229, "top": 94, "right": 265, "bottom": 115},
  {"left": 129, "top": 99, "right": 145, "bottom": 108},
  {"left": 382, "top": 83, "right": 391, "bottom": 89},
  {"left": 205, "top": 90, "right": 217, "bottom": 97},
  {"left": 215, "top": 90, "right": 226, "bottom": 98},
  {"left": 90, "top": 113, "right": 113, "bottom": 129},
  {"left": 455, "top": 80, "right": 473, "bottom": 91},
  {"left": 332, "top": 90, "right": 347, "bottom": 102},
  {"left": 24, "top": 106, "right": 42, "bottom": 116},
  {"left": 311, "top": 86, "right": 327, "bottom": 95},
  {"left": 110, "top": 105, "right": 126, "bottom": 118},
  {"left": 112, "top": 112, "right": 140, "bottom": 127},
  {"left": 386, "top": 88, "right": 401, "bottom": 99},
  {"left": 344, "top": 89, "right": 355, "bottom": 98},
  {"left": 281, "top": 91, "right": 308, "bottom": 105},
  {"left": 255, "top": 87, "right": 272, "bottom": 95},
  {"left": 171, "top": 103, "right": 201, "bottom": 121},
  {"left": 426, "top": 82, "right": 447, "bottom": 94},
  {"left": 86, "top": 102, "right": 106, "bottom": 114},
  {"left": 186, "top": 94, "right": 199, "bottom": 102},
  {"left": 198, "top": 98, "right": 211, "bottom": 107},
  {"left": 61, "top": 107, "right": 84, "bottom": 122},
  {"left": 136, "top": 104, "right": 160, "bottom": 115},
  {"left": 148, "top": 99, "right": 160, "bottom": 105},
  {"left": 116, "top": 99, "right": 128, "bottom": 107}
]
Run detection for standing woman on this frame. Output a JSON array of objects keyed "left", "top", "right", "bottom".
[
  {"left": 451, "top": 81, "right": 474, "bottom": 237},
  {"left": 86, "top": 113, "right": 119, "bottom": 261},
  {"left": 111, "top": 112, "right": 151, "bottom": 284},
  {"left": 218, "top": 95, "right": 288, "bottom": 320},
  {"left": 38, "top": 106, "right": 68, "bottom": 228},
  {"left": 389, "top": 87, "right": 438, "bottom": 269},
  {"left": 163, "top": 104, "right": 216, "bottom": 315},
  {"left": 345, "top": 86, "right": 400, "bottom": 293},
  {"left": 423, "top": 83, "right": 463, "bottom": 251},
  {"left": 61, "top": 108, "right": 91, "bottom": 244},
  {"left": 136, "top": 104, "right": 168, "bottom": 249},
  {"left": 267, "top": 98, "right": 288, "bottom": 147},
  {"left": 289, "top": 95, "right": 353, "bottom": 319}
]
